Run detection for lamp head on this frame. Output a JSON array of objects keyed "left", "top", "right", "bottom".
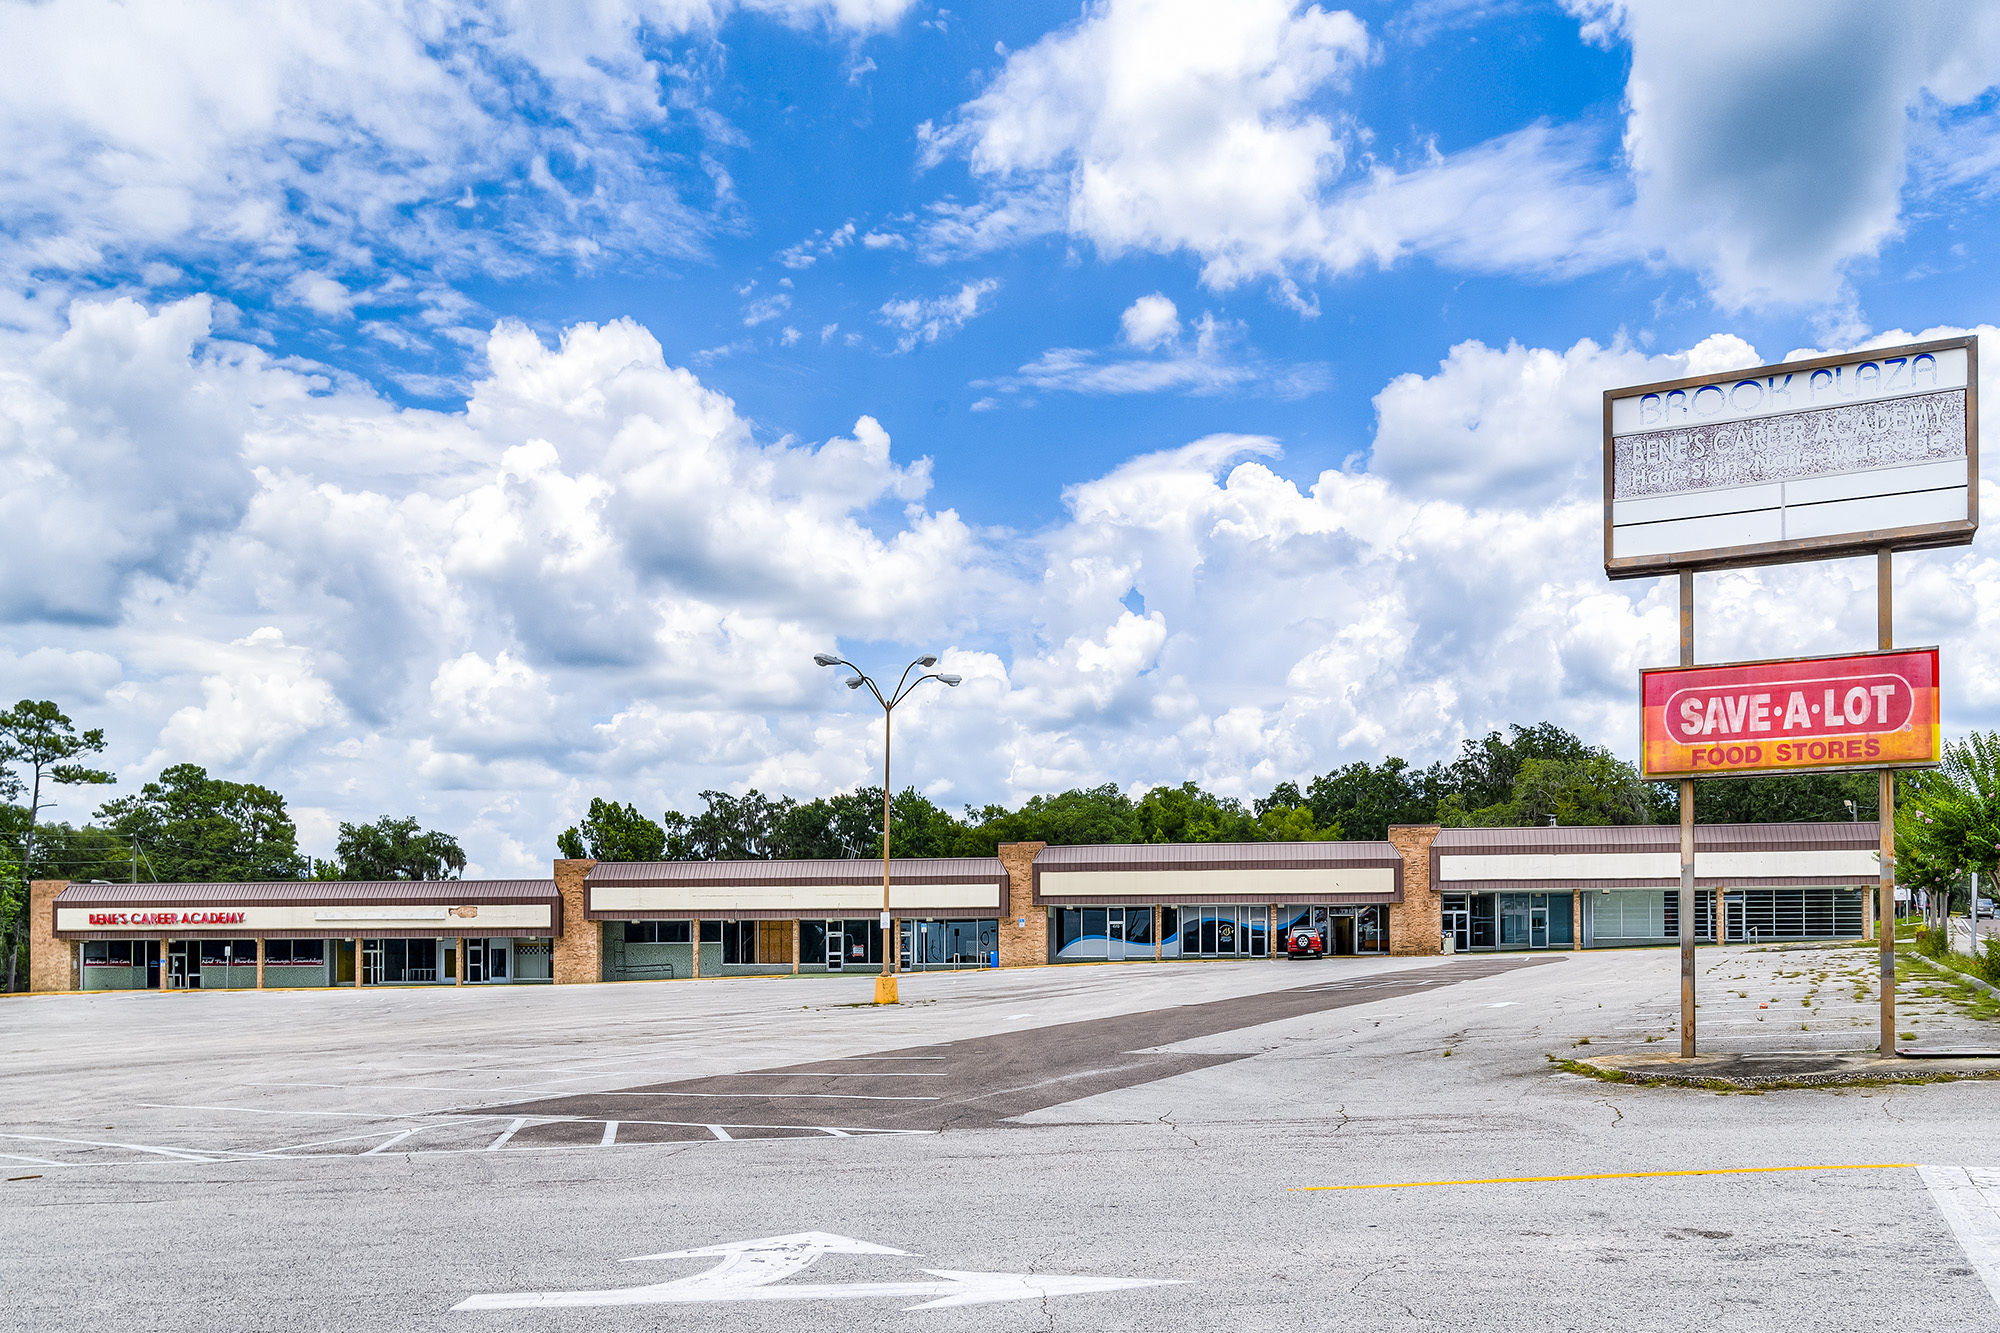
[
  {"left": 938, "top": 674, "right": 962, "bottom": 686},
  {"left": 846, "top": 677, "right": 865, "bottom": 690},
  {"left": 813, "top": 653, "right": 840, "bottom": 667},
  {"left": 917, "top": 654, "right": 938, "bottom": 668}
]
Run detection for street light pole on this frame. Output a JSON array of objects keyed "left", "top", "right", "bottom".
[{"left": 813, "top": 652, "right": 962, "bottom": 1004}]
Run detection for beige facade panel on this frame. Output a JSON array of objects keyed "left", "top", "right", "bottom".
[
  {"left": 1037, "top": 866, "right": 1397, "bottom": 900},
  {"left": 56, "top": 902, "right": 553, "bottom": 936},
  {"left": 1439, "top": 849, "right": 1877, "bottom": 884},
  {"left": 591, "top": 881, "right": 1000, "bottom": 915}
]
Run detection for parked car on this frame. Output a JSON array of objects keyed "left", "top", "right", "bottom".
[{"left": 1285, "top": 927, "right": 1326, "bottom": 959}]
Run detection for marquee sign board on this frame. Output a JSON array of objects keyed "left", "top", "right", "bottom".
[
  {"left": 1603, "top": 336, "right": 1978, "bottom": 578},
  {"left": 1639, "top": 647, "right": 1940, "bottom": 779}
]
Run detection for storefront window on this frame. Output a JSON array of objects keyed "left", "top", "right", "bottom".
[{"left": 625, "top": 921, "right": 691, "bottom": 944}]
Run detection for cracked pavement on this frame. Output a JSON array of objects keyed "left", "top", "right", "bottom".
[{"left": 4, "top": 945, "right": 1999, "bottom": 1330}]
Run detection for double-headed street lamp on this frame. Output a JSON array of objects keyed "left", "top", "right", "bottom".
[{"left": 813, "top": 651, "right": 961, "bottom": 1003}]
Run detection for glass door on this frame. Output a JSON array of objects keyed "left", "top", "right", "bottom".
[
  {"left": 1724, "top": 894, "right": 1745, "bottom": 944},
  {"left": 362, "top": 941, "right": 384, "bottom": 985},
  {"left": 1443, "top": 904, "right": 1471, "bottom": 952},
  {"left": 1530, "top": 905, "right": 1549, "bottom": 949},
  {"left": 826, "top": 927, "right": 845, "bottom": 970},
  {"left": 1107, "top": 908, "right": 1126, "bottom": 962},
  {"left": 465, "top": 940, "right": 486, "bottom": 983},
  {"left": 166, "top": 943, "right": 190, "bottom": 988}
]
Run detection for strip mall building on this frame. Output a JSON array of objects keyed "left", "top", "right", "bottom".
[{"left": 28, "top": 822, "right": 1884, "bottom": 992}]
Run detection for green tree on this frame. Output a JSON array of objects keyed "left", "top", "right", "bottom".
[
  {"left": 0, "top": 700, "right": 115, "bottom": 991},
  {"left": 1302, "top": 758, "right": 1441, "bottom": 840},
  {"left": 1899, "top": 733, "right": 2000, "bottom": 931},
  {"left": 955, "top": 784, "right": 1141, "bottom": 854},
  {"left": 95, "top": 764, "right": 306, "bottom": 882},
  {"left": 1249, "top": 782, "right": 1342, "bottom": 841},
  {"left": 1134, "top": 782, "right": 1260, "bottom": 843},
  {"left": 324, "top": 817, "right": 466, "bottom": 880},
  {"left": 557, "top": 799, "right": 667, "bottom": 862}
]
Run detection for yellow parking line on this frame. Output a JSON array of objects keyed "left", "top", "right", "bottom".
[{"left": 1294, "top": 1163, "right": 1915, "bottom": 1192}]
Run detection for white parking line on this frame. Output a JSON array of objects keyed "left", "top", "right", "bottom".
[
  {"left": 362, "top": 1130, "right": 417, "bottom": 1156},
  {"left": 707, "top": 1125, "right": 732, "bottom": 1141},
  {"left": 486, "top": 1119, "right": 527, "bottom": 1151},
  {"left": 600, "top": 1121, "right": 618, "bottom": 1146},
  {"left": 1920, "top": 1165, "right": 2000, "bottom": 1307},
  {"left": 0, "top": 1133, "right": 216, "bottom": 1163},
  {"left": 597, "top": 1091, "right": 938, "bottom": 1101},
  {"left": 720, "top": 1072, "right": 945, "bottom": 1078}
]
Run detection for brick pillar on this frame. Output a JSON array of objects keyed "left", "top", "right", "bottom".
[
  {"left": 455, "top": 936, "right": 464, "bottom": 984},
  {"left": 28, "top": 880, "right": 74, "bottom": 993},
  {"left": 996, "top": 843, "right": 1046, "bottom": 968},
  {"left": 792, "top": 919, "right": 800, "bottom": 975},
  {"left": 1386, "top": 826, "right": 1443, "bottom": 957},
  {"left": 1571, "top": 889, "right": 1581, "bottom": 951},
  {"left": 256, "top": 937, "right": 266, "bottom": 989},
  {"left": 551, "top": 858, "right": 600, "bottom": 984},
  {"left": 692, "top": 918, "right": 702, "bottom": 978},
  {"left": 1716, "top": 887, "right": 1726, "bottom": 945}
]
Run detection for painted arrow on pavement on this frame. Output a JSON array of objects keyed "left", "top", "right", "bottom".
[{"left": 453, "top": 1230, "right": 1181, "bottom": 1312}]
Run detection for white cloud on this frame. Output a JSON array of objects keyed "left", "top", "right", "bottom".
[
  {"left": 0, "top": 0, "right": 919, "bottom": 342},
  {"left": 1570, "top": 0, "right": 2000, "bottom": 309},
  {"left": 877, "top": 278, "right": 1001, "bottom": 352},
  {"left": 10, "top": 296, "right": 2000, "bottom": 872},
  {"left": 987, "top": 309, "right": 1327, "bottom": 400},
  {"left": 1119, "top": 293, "right": 1180, "bottom": 349},
  {"left": 744, "top": 292, "right": 792, "bottom": 326}
]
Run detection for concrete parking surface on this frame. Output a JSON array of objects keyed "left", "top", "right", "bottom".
[{"left": 5, "top": 947, "right": 1999, "bottom": 1330}]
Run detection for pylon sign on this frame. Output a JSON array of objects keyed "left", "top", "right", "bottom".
[{"left": 1640, "top": 647, "right": 1940, "bottom": 779}]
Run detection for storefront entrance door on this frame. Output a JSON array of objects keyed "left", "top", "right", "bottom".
[
  {"left": 1443, "top": 907, "right": 1470, "bottom": 953},
  {"left": 1530, "top": 906, "right": 1549, "bottom": 948},
  {"left": 826, "top": 928, "right": 845, "bottom": 971},
  {"left": 166, "top": 944, "right": 193, "bottom": 988},
  {"left": 465, "top": 940, "right": 486, "bottom": 983},
  {"left": 1330, "top": 916, "right": 1356, "bottom": 955},
  {"left": 1107, "top": 908, "right": 1126, "bottom": 962},
  {"left": 1725, "top": 894, "right": 1745, "bottom": 944}
]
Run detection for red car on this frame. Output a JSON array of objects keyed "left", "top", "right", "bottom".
[{"left": 1285, "top": 927, "right": 1326, "bottom": 958}]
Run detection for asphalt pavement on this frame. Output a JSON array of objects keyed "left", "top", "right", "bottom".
[{"left": 4, "top": 946, "right": 1998, "bottom": 1330}]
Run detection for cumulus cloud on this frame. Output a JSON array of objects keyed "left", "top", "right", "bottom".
[
  {"left": 7, "top": 297, "right": 1998, "bottom": 873},
  {"left": 1120, "top": 293, "right": 1180, "bottom": 349},
  {"left": 917, "top": 0, "right": 1628, "bottom": 293},
  {"left": 1570, "top": 0, "right": 2000, "bottom": 310},
  {"left": 0, "top": 0, "right": 919, "bottom": 348}
]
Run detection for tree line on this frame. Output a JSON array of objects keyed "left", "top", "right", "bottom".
[{"left": 558, "top": 720, "right": 1899, "bottom": 862}]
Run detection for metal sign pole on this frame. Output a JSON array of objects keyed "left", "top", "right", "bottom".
[
  {"left": 1879, "top": 549, "right": 1897, "bottom": 1054},
  {"left": 1680, "top": 569, "right": 1697, "bottom": 1058}
]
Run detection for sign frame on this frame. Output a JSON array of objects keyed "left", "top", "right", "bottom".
[
  {"left": 1603, "top": 334, "right": 1979, "bottom": 579},
  {"left": 1637, "top": 644, "right": 1942, "bottom": 781}
]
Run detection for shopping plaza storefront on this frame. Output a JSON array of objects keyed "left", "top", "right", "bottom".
[{"left": 26, "top": 821, "right": 1887, "bottom": 992}]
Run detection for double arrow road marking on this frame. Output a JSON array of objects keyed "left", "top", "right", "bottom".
[{"left": 453, "top": 1230, "right": 1179, "bottom": 1312}]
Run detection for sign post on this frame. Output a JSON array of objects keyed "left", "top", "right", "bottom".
[{"left": 1607, "top": 335, "right": 1974, "bottom": 1058}]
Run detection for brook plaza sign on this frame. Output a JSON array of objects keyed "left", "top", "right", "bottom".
[
  {"left": 1604, "top": 334, "right": 1978, "bottom": 1058},
  {"left": 1603, "top": 335, "right": 1977, "bottom": 578}
]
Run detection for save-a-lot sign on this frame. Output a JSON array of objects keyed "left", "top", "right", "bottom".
[{"left": 1640, "top": 648, "right": 1940, "bottom": 778}]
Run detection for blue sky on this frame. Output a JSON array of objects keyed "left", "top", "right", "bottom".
[{"left": 5, "top": 0, "right": 2000, "bottom": 871}]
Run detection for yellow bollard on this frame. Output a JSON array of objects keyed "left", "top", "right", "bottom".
[{"left": 873, "top": 975, "right": 899, "bottom": 1005}]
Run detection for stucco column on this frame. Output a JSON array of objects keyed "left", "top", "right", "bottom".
[
  {"left": 256, "top": 937, "right": 266, "bottom": 989},
  {"left": 1716, "top": 887, "right": 1727, "bottom": 945},
  {"left": 550, "top": 857, "right": 600, "bottom": 985},
  {"left": 996, "top": 843, "right": 1047, "bottom": 969},
  {"left": 1385, "top": 826, "right": 1444, "bottom": 957},
  {"left": 28, "top": 880, "right": 75, "bottom": 993},
  {"left": 354, "top": 937, "right": 365, "bottom": 986},
  {"left": 791, "top": 919, "right": 800, "bottom": 975},
  {"left": 692, "top": 917, "right": 702, "bottom": 978},
  {"left": 455, "top": 936, "right": 464, "bottom": 984},
  {"left": 1571, "top": 889, "right": 1581, "bottom": 952}
]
